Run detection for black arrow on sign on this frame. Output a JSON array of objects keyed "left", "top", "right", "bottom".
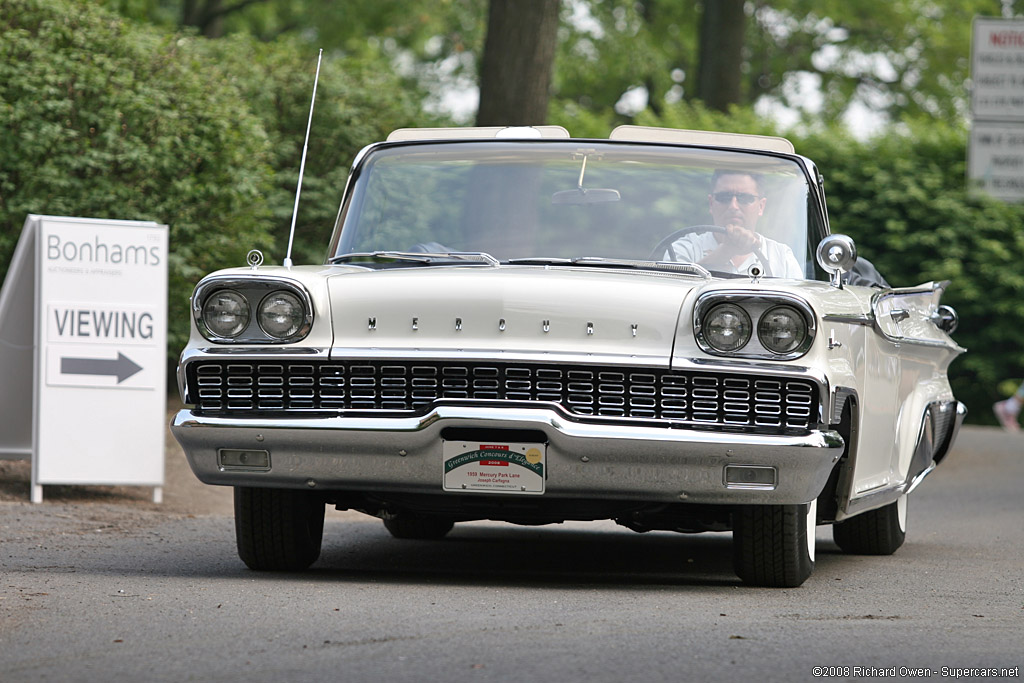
[{"left": 61, "top": 352, "right": 143, "bottom": 383}]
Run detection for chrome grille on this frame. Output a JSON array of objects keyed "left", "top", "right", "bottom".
[{"left": 186, "top": 360, "right": 819, "bottom": 429}]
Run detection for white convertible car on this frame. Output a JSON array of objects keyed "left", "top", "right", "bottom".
[{"left": 171, "top": 125, "right": 965, "bottom": 587}]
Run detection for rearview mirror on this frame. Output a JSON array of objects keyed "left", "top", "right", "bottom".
[{"left": 551, "top": 188, "right": 621, "bottom": 205}]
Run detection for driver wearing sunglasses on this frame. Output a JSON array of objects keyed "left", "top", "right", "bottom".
[{"left": 667, "top": 170, "right": 803, "bottom": 278}]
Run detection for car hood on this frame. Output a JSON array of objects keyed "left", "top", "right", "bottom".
[{"left": 326, "top": 266, "right": 701, "bottom": 363}]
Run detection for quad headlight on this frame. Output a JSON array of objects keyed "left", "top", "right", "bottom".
[
  {"left": 757, "top": 305, "right": 808, "bottom": 354},
  {"left": 695, "top": 293, "right": 815, "bottom": 359},
  {"left": 193, "top": 277, "right": 313, "bottom": 343},
  {"left": 703, "top": 303, "right": 752, "bottom": 352},
  {"left": 258, "top": 291, "right": 305, "bottom": 339},
  {"left": 201, "top": 289, "right": 249, "bottom": 338}
]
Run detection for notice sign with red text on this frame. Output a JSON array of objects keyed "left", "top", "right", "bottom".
[
  {"left": 442, "top": 441, "right": 545, "bottom": 494},
  {"left": 970, "top": 18, "right": 1024, "bottom": 201},
  {"left": 971, "top": 18, "right": 1024, "bottom": 120}
]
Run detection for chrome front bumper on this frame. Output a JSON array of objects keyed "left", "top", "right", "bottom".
[{"left": 171, "top": 406, "right": 844, "bottom": 506}]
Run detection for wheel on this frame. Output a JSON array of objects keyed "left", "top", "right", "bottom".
[
  {"left": 832, "top": 494, "right": 907, "bottom": 555},
  {"left": 383, "top": 512, "right": 454, "bottom": 539},
  {"left": 234, "top": 487, "right": 325, "bottom": 570},
  {"left": 732, "top": 501, "right": 816, "bottom": 587},
  {"left": 649, "top": 224, "right": 772, "bottom": 276}
]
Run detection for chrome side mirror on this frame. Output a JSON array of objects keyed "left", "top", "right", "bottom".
[
  {"left": 932, "top": 304, "right": 959, "bottom": 334},
  {"left": 816, "top": 234, "right": 858, "bottom": 289}
]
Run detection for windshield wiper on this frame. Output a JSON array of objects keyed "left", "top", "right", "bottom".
[
  {"left": 505, "top": 257, "right": 574, "bottom": 266},
  {"left": 575, "top": 257, "right": 711, "bottom": 278},
  {"left": 508, "top": 256, "right": 710, "bottom": 278},
  {"left": 330, "top": 251, "right": 500, "bottom": 266}
]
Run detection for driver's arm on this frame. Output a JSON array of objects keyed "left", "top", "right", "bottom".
[
  {"left": 698, "top": 224, "right": 760, "bottom": 269},
  {"left": 664, "top": 234, "right": 703, "bottom": 263}
]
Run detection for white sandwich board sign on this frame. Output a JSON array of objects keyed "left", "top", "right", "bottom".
[{"left": 0, "top": 215, "right": 167, "bottom": 502}]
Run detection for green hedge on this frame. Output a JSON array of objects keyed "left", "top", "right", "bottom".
[
  {"left": 1, "top": 0, "right": 275, "bottom": 365},
  {"left": 0, "top": 0, "right": 428, "bottom": 369}
]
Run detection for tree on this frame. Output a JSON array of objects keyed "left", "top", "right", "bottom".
[
  {"left": 476, "top": 0, "right": 560, "bottom": 126},
  {"left": 1, "top": 0, "right": 430, "bottom": 363},
  {"left": 553, "top": 0, "right": 1000, "bottom": 128},
  {"left": 696, "top": 0, "right": 745, "bottom": 111},
  {"left": 0, "top": 0, "right": 275, "bottom": 360},
  {"left": 101, "top": 0, "right": 999, "bottom": 128}
]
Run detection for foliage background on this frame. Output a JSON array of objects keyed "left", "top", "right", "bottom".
[
  {"left": 3, "top": 0, "right": 1024, "bottom": 421},
  {"left": 0, "top": 0, "right": 426, "bottom": 364}
]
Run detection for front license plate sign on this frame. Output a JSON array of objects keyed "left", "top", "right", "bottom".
[{"left": 442, "top": 441, "right": 545, "bottom": 494}]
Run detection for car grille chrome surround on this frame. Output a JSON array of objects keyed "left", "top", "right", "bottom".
[{"left": 186, "top": 359, "right": 821, "bottom": 430}]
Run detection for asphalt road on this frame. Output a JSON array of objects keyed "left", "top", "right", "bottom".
[{"left": 1, "top": 424, "right": 1021, "bottom": 683}]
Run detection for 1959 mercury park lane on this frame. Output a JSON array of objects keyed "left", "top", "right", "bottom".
[{"left": 171, "top": 125, "right": 965, "bottom": 587}]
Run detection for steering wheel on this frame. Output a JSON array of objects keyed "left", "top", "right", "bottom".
[{"left": 649, "top": 225, "right": 773, "bottom": 277}]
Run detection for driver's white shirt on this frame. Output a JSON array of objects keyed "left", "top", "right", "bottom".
[{"left": 668, "top": 231, "right": 804, "bottom": 279}]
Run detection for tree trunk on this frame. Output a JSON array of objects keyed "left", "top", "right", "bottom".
[
  {"left": 181, "top": 0, "right": 240, "bottom": 38},
  {"left": 696, "top": 0, "right": 745, "bottom": 111},
  {"left": 476, "top": 0, "right": 560, "bottom": 126}
]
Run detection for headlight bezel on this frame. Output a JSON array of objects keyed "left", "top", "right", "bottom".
[
  {"left": 193, "top": 276, "right": 314, "bottom": 344},
  {"left": 694, "top": 292, "right": 816, "bottom": 360}
]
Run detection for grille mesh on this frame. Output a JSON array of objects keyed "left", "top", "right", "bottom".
[{"left": 186, "top": 360, "right": 818, "bottom": 429}]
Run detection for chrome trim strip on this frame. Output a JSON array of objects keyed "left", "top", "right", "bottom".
[
  {"left": 883, "top": 336, "right": 965, "bottom": 351},
  {"left": 182, "top": 347, "right": 332, "bottom": 362},
  {"left": 329, "top": 347, "right": 671, "bottom": 367},
  {"left": 841, "top": 484, "right": 903, "bottom": 519},
  {"left": 873, "top": 281, "right": 949, "bottom": 299},
  {"left": 822, "top": 313, "right": 873, "bottom": 326},
  {"left": 904, "top": 463, "right": 936, "bottom": 495},
  {"left": 174, "top": 405, "right": 843, "bottom": 446}
]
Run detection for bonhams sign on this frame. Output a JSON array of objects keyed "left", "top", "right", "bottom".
[{"left": 0, "top": 215, "right": 168, "bottom": 502}]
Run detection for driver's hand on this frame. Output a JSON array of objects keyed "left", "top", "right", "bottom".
[{"left": 720, "top": 224, "right": 761, "bottom": 255}]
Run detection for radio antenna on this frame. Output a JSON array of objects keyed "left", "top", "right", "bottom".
[{"left": 284, "top": 48, "right": 323, "bottom": 268}]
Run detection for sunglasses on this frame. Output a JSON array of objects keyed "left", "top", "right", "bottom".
[{"left": 711, "top": 192, "right": 761, "bottom": 205}]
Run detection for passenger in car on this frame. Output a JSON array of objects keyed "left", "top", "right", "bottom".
[{"left": 668, "top": 170, "right": 804, "bottom": 278}]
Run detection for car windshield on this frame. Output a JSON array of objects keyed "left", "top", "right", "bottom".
[{"left": 330, "top": 140, "right": 818, "bottom": 279}]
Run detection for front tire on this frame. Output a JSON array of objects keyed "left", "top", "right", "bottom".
[
  {"left": 234, "top": 487, "right": 325, "bottom": 570},
  {"left": 832, "top": 495, "right": 907, "bottom": 555},
  {"left": 733, "top": 501, "right": 816, "bottom": 587}
]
